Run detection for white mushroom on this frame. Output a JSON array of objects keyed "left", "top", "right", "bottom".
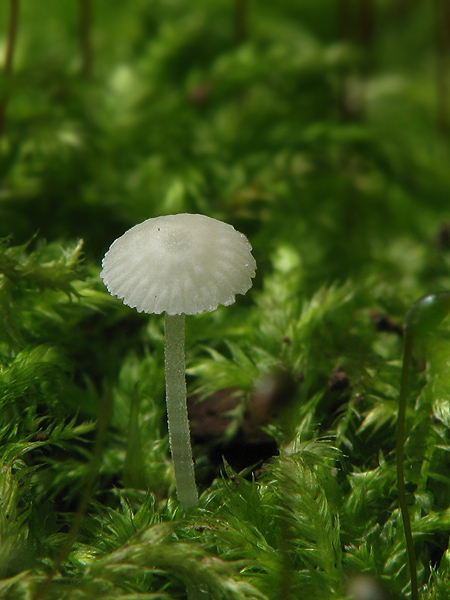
[{"left": 101, "top": 213, "right": 256, "bottom": 508}]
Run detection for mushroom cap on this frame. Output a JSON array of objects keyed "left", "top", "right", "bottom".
[{"left": 100, "top": 213, "right": 257, "bottom": 315}]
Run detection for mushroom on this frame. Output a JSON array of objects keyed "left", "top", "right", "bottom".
[{"left": 100, "top": 213, "right": 257, "bottom": 508}]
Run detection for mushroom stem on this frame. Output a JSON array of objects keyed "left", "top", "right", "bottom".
[{"left": 164, "top": 313, "right": 199, "bottom": 509}]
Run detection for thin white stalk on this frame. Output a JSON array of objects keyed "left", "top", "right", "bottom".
[{"left": 164, "top": 313, "right": 198, "bottom": 509}]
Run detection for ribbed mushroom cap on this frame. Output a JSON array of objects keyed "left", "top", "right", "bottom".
[{"left": 100, "top": 213, "right": 257, "bottom": 315}]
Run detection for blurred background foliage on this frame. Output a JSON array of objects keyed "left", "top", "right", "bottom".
[{"left": 1, "top": 1, "right": 450, "bottom": 599}]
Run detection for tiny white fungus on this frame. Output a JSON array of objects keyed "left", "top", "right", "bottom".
[
  {"left": 101, "top": 213, "right": 256, "bottom": 316},
  {"left": 101, "top": 213, "right": 256, "bottom": 509}
]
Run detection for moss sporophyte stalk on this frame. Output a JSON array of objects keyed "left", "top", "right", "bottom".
[
  {"left": 397, "top": 292, "right": 450, "bottom": 600},
  {"left": 101, "top": 213, "right": 256, "bottom": 508}
]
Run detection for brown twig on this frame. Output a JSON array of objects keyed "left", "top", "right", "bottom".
[
  {"left": 337, "top": 0, "right": 353, "bottom": 42},
  {"left": 336, "top": 0, "right": 376, "bottom": 122},
  {"left": 0, "top": 0, "right": 20, "bottom": 140},
  {"left": 78, "top": 0, "right": 93, "bottom": 79},
  {"left": 358, "top": 0, "right": 375, "bottom": 52},
  {"left": 234, "top": 0, "right": 250, "bottom": 45},
  {"left": 434, "top": 0, "right": 450, "bottom": 136}
]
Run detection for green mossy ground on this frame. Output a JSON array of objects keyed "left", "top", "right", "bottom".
[{"left": 1, "top": 1, "right": 450, "bottom": 598}]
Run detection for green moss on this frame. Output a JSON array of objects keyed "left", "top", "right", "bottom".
[{"left": 1, "top": 1, "right": 450, "bottom": 598}]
